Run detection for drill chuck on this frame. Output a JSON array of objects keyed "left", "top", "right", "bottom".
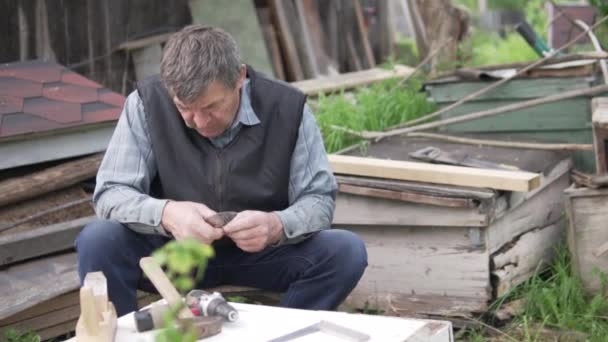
[{"left": 187, "top": 290, "right": 239, "bottom": 322}]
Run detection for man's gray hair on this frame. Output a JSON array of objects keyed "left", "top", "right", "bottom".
[{"left": 160, "top": 25, "right": 241, "bottom": 103}]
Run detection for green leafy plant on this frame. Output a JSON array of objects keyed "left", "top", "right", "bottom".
[
  {"left": 1, "top": 329, "right": 40, "bottom": 342},
  {"left": 313, "top": 77, "right": 436, "bottom": 153},
  {"left": 151, "top": 239, "right": 215, "bottom": 342}
]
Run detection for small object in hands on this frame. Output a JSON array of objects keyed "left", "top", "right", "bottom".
[
  {"left": 186, "top": 290, "right": 239, "bottom": 322},
  {"left": 75, "top": 272, "right": 117, "bottom": 342},
  {"left": 205, "top": 211, "right": 238, "bottom": 228}
]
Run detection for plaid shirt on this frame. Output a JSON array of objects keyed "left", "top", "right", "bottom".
[{"left": 93, "top": 79, "right": 337, "bottom": 243}]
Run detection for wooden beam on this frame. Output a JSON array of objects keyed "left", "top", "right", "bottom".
[
  {"left": 292, "top": 64, "right": 413, "bottom": 95},
  {"left": 328, "top": 154, "right": 541, "bottom": 192},
  {"left": 0, "top": 153, "right": 102, "bottom": 207},
  {"left": 0, "top": 216, "right": 95, "bottom": 266}
]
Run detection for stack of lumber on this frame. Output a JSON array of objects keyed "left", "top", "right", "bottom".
[{"left": 329, "top": 135, "right": 572, "bottom": 321}]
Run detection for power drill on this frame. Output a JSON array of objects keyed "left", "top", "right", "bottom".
[{"left": 186, "top": 290, "right": 239, "bottom": 322}]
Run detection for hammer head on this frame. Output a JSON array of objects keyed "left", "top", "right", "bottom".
[{"left": 179, "top": 315, "right": 223, "bottom": 339}]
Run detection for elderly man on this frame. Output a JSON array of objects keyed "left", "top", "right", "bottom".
[{"left": 76, "top": 25, "right": 367, "bottom": 316}]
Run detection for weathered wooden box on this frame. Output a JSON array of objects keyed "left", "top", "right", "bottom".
[
  {"left": 566, "top": 186, "right": 608, "bottom": 294},
  {"left": 425, "top": 74, "right": 601, "bottom": 172},
  {"left": 334, "top": 136, "right": 572, "bottom": 319}
]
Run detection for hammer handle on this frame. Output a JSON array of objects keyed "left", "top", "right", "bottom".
[{"left": 139, "top": 257, "right": 194, "bottom": 319}]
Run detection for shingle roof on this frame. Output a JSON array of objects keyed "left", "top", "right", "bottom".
[{"left": 0, "top": 61, "right": 123, "bottom": 139}]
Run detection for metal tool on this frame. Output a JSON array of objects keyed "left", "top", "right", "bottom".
[
  {"left": 186, "top": 290, "right": 239, "bottom": 322},
  {"left": 205, "top": 211, "right": 238, "bottom": 228}
]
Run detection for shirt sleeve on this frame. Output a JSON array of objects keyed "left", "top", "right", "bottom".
[
  {"left": 273, "top": 103, "right": 338, "bottom": 244},
  {"left": 93, "top": 91, "right": 170, "bottom": 236}
]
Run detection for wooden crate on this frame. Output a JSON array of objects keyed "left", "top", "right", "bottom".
[
  {"left": 336, "top": 136, "right": 572, "bottom": 319},
  {"left": 425, "top": 74, "right": 602, "bottom": 172},
  {"left": 565, "top": 186, "right": 608, "bottom": 294}
]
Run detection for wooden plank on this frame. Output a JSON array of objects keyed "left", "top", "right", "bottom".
[
  {"left": 188, "top": 0, "right": 275, "bottom": 77},
  {"left": 439, "top": 98, "right": 591, "bottom": 132},
  {"left": 0, "top": 253, "right": 79, "bottom": 320},
  {"left": 269, "top": 0, "right": 304, "bottom": 81},
  {"left": 0, "top": 153, "right": 102, "bottom": 207},
  {"left": 292, "top": 65, "right": 413, "bottom": 95},
  {"left": 341, "top": 225, "right": 489, "bottom": 317},
  {"left": 426, "top": 77, "right": 595, "bottom": 103},
  {"left": 336, "top": 175, "right": 497, "bottom": 200},
  {"left": 257, "top": 8, "right": 286, "bottom": 80},
  {"left": 0, "top": 216, "right": 95, "bottom": 266},
  {"left": 353, "top": 0, "right": 375, "bottom": 68},
  {"left": 486, "top": 158, "right": 571, "bottom": 253},
  {"left": 116, "top": 32, "right": 172, "bottom": 51},
  {"left": 334, "top": 193, "right": 488, "bottom": 227},
  {"left": 592, "top": 97, "right": 608, "bottom": 174},
  {"left": 329, "top": 154, "right": 541, "bottom": 192},
  {"left": 492, "top": 221, "right": 565, "bottom": 297},
  {"left": 480, "top": 130, "right": 595, "bottom": 173},
  {"left": 0, "top": 185, "right": 92, "bottom": 236},
  {"left": 293, "top": 0, "right": 319, "bottom": 78},
  {"left": 339, "top": 183, "right": 476, "bottom": 208},
  {"left": 300, "top": 0, "right": 335, "bottom": 75},
  {"left": 565, "top": 186, "right": 608, "bottom": 293}
]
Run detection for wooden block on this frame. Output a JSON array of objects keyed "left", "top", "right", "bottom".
[
  {"left": 592, "top": 97, "right": 608, "bottom": 175},
  {"left": 75, "top": 272, "right": 117, "bottom": 342},
  {"left": 328, "top": 154, "right": 541, "bottom": 192}
]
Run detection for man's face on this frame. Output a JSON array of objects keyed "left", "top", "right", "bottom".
[{"left": 173, "top": 67, "right": 246, "bottom": 138}]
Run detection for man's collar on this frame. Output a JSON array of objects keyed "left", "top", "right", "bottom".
[{"left": 233, "top": 78, "right": 260, "bottom": 128}]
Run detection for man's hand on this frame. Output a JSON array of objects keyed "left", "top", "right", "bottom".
[
  {"left": 161, "top": 201, "right": 224, "bottom": 244},
  {"left": 222, "top": 211, "right": 284, "bottom": 252}
]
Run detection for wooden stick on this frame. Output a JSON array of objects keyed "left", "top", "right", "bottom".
[
  {"left": 139, "top": 257, "right": 194, "bottom": 319},
  {"left": 0, "top": 153, "right": 102, "bottom": 207},
  {"left": 574, "top": 20, "right": 608, "bottom": 85},
  {"left": 389, "top": 14, "right": 608, "bottom": 130},
  {"left": 399, "top": 132, "right": 593, "bottom": 151},
  {"left": 337, "top": 83, "right": 608, "bottom": 141}
]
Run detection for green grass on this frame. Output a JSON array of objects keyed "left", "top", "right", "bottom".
[
  {"left": 313, "top": 77, "right": 436, "bottom": 153},
  {"left": 2, "top": 329, "right": 40, "bottom": 342},
  {"left": 459, "top": 245, "right": 608, "bottom": 341},
  {"left": 460, "top": 30, "right": 539, "bottom": 68}
]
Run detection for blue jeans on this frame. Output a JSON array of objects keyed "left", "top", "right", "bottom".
[{"left": 75, "top": 220, "right": 368, "bottom": 316}]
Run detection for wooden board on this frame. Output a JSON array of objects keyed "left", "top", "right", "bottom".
[
  {"left": 0, "top": 185, "right": 93, "bottom": 236},
  {"left": 269, "top": 0, "right": 304, "bottom": 81},
  {"left": 341, "top": 225, "right": 490, "bottom": 317},
  {"left": 292, "top": 65, "right": 413, "bottom": 95},
  {"left": 329, "top": 154, "right": 541, "bottom": 192},
  {"left": 187, "top": 0, "right": 275, "bottom": 77},
  {"left": 438, "top": 98, "right": 591, "bottom": 132},
  {"left": 486, "top": 159, "right": 571, "bottom": 253},
  {"left": 566, "top": 186, "right": 608, "bottom": 294},
  {"left": 334, "top": 192, "right": 488, "bottom": 227},
  {"left": 426, "top": 77, "right": 595, "bottom": 103},
  {"left": 492, "top": 221, "right": 565, "bottom": 297},
  {"left": 338, "top": 183, "right": 476, "bottom": 208},
  {"left": 0, "top": 253, "right": 79, "bottom": 320},
  {"left": 336, "top": 175, "right": 497, "bottom": 200},
  {"left": 480, "top": 130, "right": 595, "bottom": 173},
  {"left": 0, "top": 216, "right": 95, "bottom": 266}
]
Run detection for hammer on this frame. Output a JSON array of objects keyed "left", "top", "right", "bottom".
[{"left": 139, "top": 257, "right": 223, "bottom": 338}]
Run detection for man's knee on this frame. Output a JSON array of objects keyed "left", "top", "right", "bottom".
[
  {"left": 316, "top": 229, "right": 368, "bottom": 279},
  {"left": 75, "top": 220, "right": 131, "bottom": 260}
]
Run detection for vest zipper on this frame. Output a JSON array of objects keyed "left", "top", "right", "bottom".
[{"left": 216, "top": 150, "right": 224, "bottom": 211}]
